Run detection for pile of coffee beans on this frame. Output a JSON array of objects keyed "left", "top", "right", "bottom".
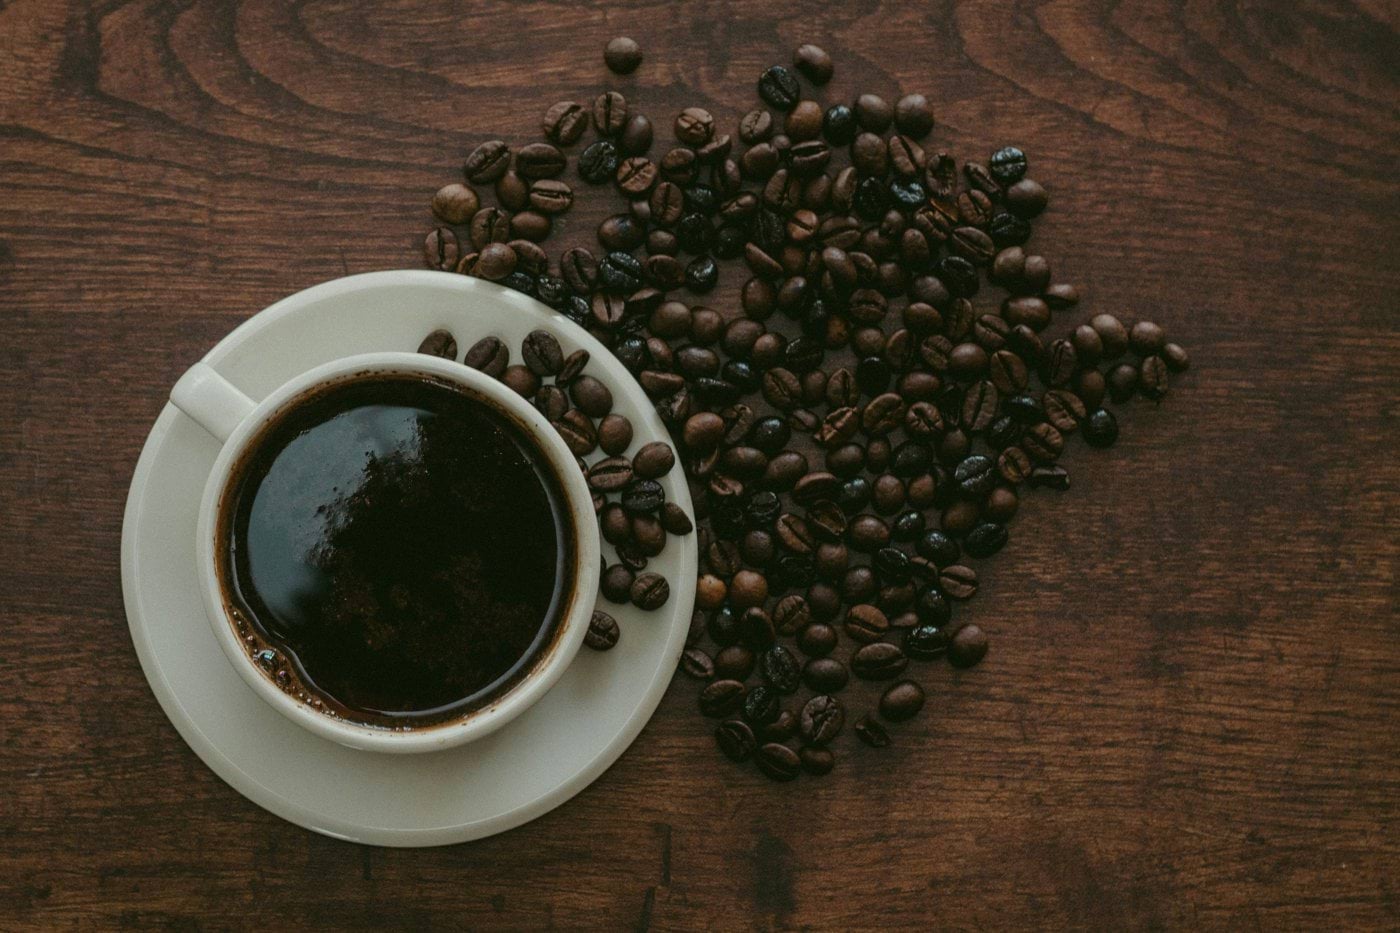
[
  {"left": 417, "top": 326, "right": 690, "bottom": 649},
  {"left": 421, "top": 40, "right": 1190, "bottom": 779}
]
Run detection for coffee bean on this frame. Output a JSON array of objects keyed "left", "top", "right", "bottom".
[
  {"left": 431, "top": 183, "right": 480, "bottom": 225},
  {"left": 758, "top": 712, "right": 796, "bottom": 747},
  {"left": 965, "top": 522, "right": 1008, "bottom": 559},
  {"left": 712, "top": 645, "right": 754, "bottom": 681},
  {"left": 1083, "top": 408, "right": 1119, "bottom": 447},
  {"left": 679, "top": 647, "right": 715, "bottom": 680},
  {"left": 904, "top": 623, "right": 950, "bottom": 660},
  {"left": 771, "top": 594, "right": 811, "bottom": 636},
  {"left": 570, "top": 375, "right": 614, "bottom": 417},
  {"left": 1029, "top": 465, "right": 1071, "bottom": 490},
  {"left": 743, "top": 685, "right": 781, "bottom": 726},
  {"left": 792, "top": 43, "right": 833, "bottom": 84},
  {"left": 715, "top": 719, "right": 756, "bottom": 761},
  {"left": 592, "top": 91, "right": 629, "bottom": 136},
  {"left": 700, "top": 680, "right": 746, "bottom": 717},
  {"left": 997, "top": 446, "right": 1033, "bottom": 485},
  {"left": 760, "top": 645, "right": 801, "bottom": 695},
  {"left": 423, "top": 227, "right": 460, "bottom": 271},
  {"left": 796, "top": 621, "right": 837, "bottom": 658},
  {"left": 463, "top": 140, "right": 511, "bottom": 183},
  {"left": 803, "top": 657, "right": 849, "bottom": 693},
  {"left": 894, "top": 93, "right": 934, "bottom": 138},
  {"left": 416, "top": 328, "right": 457, "bottom": 360},
  {"left": 585, "top": 610, "right": 620, "bottom": 651},
  {"left": 542, "top": 100, "right": 588, "bottom": 146},
  {"left": 758, "top": 65, "right": 800, "bottom": 111},
  {"left": 500, "top": 364, "right": 538, "bottom": 398},
  {"left": 755, "top": 742, "right": 801, "bottom": 781},
  {"left": 844, "top": 603, "right": 889, "bottom": 643},
  {"left": 587, "top": 456, "right": 633, "bottom": 493},
  {"left": 1107, "top": 362, "right": 1139, "bottom": 402},
  {"left": 852, "top": 642, "right": 908, "bottom": 680},
  {"left": 468, "top": 207, "right": 511, "bottom": 249},
  {"left": 1162, "top": 342, "right": 1191, "bottom": 372},
  {"left": 939, "top": 564, "right": 979, "bottom": 600},
  {"left": 961, "top": 380, "right": 1000, "bottom": 433},
  {"left": 729, "top": 570, "right": 769, "bottom": 610},
  {"left": 630, "top": 572, "right": 670, "bottom": 610},
  {"left": 579, "top": 140, "right": 619, "bottom": 184},
  {"left": 854, "top": 714, "right": 891, "bottom": 748},
  {"left": 589, "top": 414, "right": 629, "bottom": 457},
  {"left": 631, "top": 440, "right": 675, "bottom": 479},
  {"left": 604, "top": 36, "right": 642, "bottom": 74},
  {"left": 1042, "top": 389, "right": 1086, "bottom": 433},
  {"left": 1140, "top": 355, "right": 1169, "bottom": 400},
  {"left": 1022, "top": 422, "right": 1064, "bottom": 462},
  {"left": 879, "top": 681, "right": 925, "bottom": 722},
  {"left": 600, "top": 563, "right": 635, "bottom": 603},
  {"left": 622, "top": 479, "right": 666, "bottom": 516},
  {"left": 949, "top": 623, "right": 989, "bottom": 668},
  {"left": 854, "top": 93, "right": 893, "bottom": 132}
]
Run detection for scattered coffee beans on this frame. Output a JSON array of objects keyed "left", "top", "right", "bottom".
[{"left": 422, "top": 42, "right": 1191, "bottom": 782}]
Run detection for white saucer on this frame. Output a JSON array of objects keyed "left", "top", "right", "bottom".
[{"left": 121, "top": 271, "right": 696, "bottom": 846}]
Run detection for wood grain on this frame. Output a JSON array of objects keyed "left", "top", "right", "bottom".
[{"left": 2, "top": 0, "right": 1398, "bottom": 928}]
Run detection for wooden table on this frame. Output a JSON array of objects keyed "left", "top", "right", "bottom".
[{"left": 2, "top": 1, "right": 1396, "bottom": 928}]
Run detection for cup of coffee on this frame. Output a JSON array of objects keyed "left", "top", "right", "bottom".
[{"left": 170, "top": 351, "right": 600, "bottom": 753}]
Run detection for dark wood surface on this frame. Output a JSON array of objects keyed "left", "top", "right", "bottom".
[{"left": 2, "top": 0, "right": 1397, "bottom": 928}]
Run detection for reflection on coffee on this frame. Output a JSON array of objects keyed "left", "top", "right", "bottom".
[{"left": 218, "top": 373, "right": 574, "bottom": 726}]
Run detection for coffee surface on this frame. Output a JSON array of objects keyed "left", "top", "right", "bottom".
[{"left": 221, "top": 374, "right": 571, "bottom": 724}]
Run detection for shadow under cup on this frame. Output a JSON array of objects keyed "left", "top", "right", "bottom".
[{"left": 213, "top": 370, "right": 581, "bottom": 731}]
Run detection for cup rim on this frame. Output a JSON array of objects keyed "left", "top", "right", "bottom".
[{"left": 194, "top": 351, "right": 601, "bottom": 754}]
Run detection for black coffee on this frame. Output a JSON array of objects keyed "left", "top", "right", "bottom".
[{"left": 219, "top": 373, "right": 575, "bottom": 726}]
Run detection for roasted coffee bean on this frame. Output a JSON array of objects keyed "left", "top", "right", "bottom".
[
  {"left": 803, "top": 657, "right": 849, "bottom": 693},
  {"left": 416, "top": 328, "right": 457, "bottom": 361},
  {"left": 1021, "top": 422, "right": 1064, "bottom": 463},
  {"left": 904, "top": 623, "right": 949, "bottom": 660},
  {"left": 949, "top": 623, "right": 989, "bottom": 668},
  {"left": 431, "top": 182, "right": 480, "bottom": 225},
  {"left": 939, "top": 564, "right": 979, "bottom": 600},
  {"left": 592, "top": 91, "right": 628, "bottom": 136},
  {"left": 1042, "top": 389, "right": 1086, "bottom": 433},
  {"left": 715, "top": 719, "right": 756, "bottom": 761},
  {"left": 954, "top": 454, "right": 996, "bottom": 500},
  {"left": 566, "top": 376, "right": 613, "bottom": 418},
  {"left": 914, "top": 585, "right": 951, "bottom": 625},
  {"left": 712, "top": 645, "right": 754, "bottom": 681},
  {"left": 874, "top": 546, "right": 911, "bottom": 582},
  {"left": 854, "top": 714, "right": 891, "bottom": 748},
  {"left": 1083, "top": 408, "right": 1119, "bottom": 447},
  {"left": 964, "top": 522, "right": 1008, "bottom": 559},
  {"left": 916, "top": 530, "right": 960, "bottom": 567},
  {"left": 604, "top": 35, "right": 643, "bottom": 74},
  {"left": 730, "top": 570, "right": 770, "bottom": 610},
  {"left": 743, "top": 685, "right": 781, "bottom": 725},
  {"left": 797, "top": 621, "right": 838, "bottom": 657},
  {"left": 423, "top": 227, "right": 460, "bottom": 271},
  {"left": 985, "top": 486, "right": 1019, "bottom": 522},
  {"left": 600, "top": 563, "right": 635, "bottom": 603},
  {"left": 760, "top": 645, "right": 801, "bottom": 695},
  {"left": 852, "top": 642, "right": 908, "bottom": 680},
  {"left": 629, "top": 572, "right": 670, "bottom": 610},
  {"left": 1027, "top": 464, "right": 1070, "bottom": 490},
  {"left": 1162, "top": 342, "right": 1191, "bottom": 372},
  {"left": 463, "top": 140, "right": 511, "bottom": 183},
  {"left": 879, "top": 681, "right": 925, "bottom": 722},
  {"left": 851, "top": 92, "right": 891, "bottom": 132},
  {"left": 739, "top": 108, "right": 775, "bottom": 144},
  {"left": 961, "top": 381, "right": 1000, "bottom": 433},
  {"left": 755, "top": 742, "right": 800, "bottom": 781},
  {"left": 700, "top": 679, "right": 746, "bottom": 717},
  {"left": 464, "top": 335, "right": 509, "bottom": 377},
  {"left": 1140, "top": 355, "right": 1170, "bottom": 400},
  {"left": 579, "top": 140, "right": 620, "bottom": 184},
  {"left": 680, "top": 647, "right": 715, "bottom": 680},
  {"left": 759, "top": 452, "right": 805, "bottom": 492},
  {"left": 500, "top": 364, "right": 539, "bottom": 398},
  {"left": 543, "top": 100, "right": 589, "bottom": 146},
  {"left": 622, "top": 479, "right": 665, "bottom": 515},
  {"left": 844, "top": 603, "right": 889, "bottom": 643},
  {"left": 583, "top": 610, "right": 620, "bottom": 651},
  {"left": 758, "top": 64, "right": 801, "bottom": 111},
  {"left": 794, "top": 696, "right": 844, "bottom": 748}
]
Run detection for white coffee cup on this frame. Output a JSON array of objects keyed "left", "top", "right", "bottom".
[{"left": 170, "top": 351, "right": 601, "bottom": 754}]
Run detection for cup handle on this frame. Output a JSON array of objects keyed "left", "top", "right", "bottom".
[{"left": 170, "top": 362, "right": 257, "bottom": 445}]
